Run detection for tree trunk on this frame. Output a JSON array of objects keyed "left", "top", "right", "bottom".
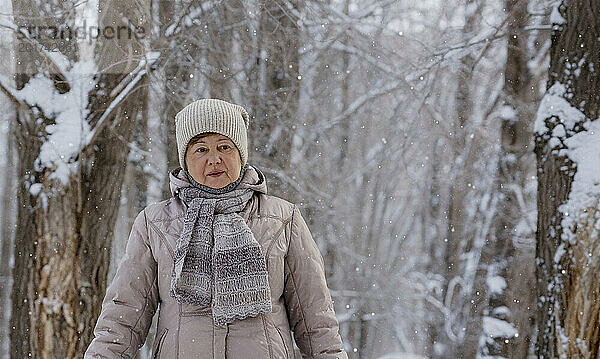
[
  {"left": 9, "top": 0, "right": 151, "bottom": 357},
  {"left": 442, "top": 1, "right": 486, "bottom": 357},
  {"left": 207, "top": 2, "right": 237, "bottom": 100},
  {"left": 158, "top": 0, "right": 195, "bottom": 198},
  {"left": 9, "top": 3, "right": 66, "bottom": 356},
  {"left": 10, "top": 110, "right": 50, "bottom": 359},
  {"left": 534, "top": 0, "right": 600, "bottom": 357},
  {"left": 251, "top": 0, "right": 301, "bottom": 198},
  {"left": 0, "top": 102, "right": 16, "bottom": 358},
  {"left": 485, "top": 0, "right": 537, "bottom": 357}
]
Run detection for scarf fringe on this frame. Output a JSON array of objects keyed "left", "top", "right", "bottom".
[{"left": 212, "top": 303, "right": 272, "bottom": 327}]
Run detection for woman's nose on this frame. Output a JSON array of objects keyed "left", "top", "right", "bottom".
[{"left": 208, "top": 154, "right": 222, "bottom": 165}]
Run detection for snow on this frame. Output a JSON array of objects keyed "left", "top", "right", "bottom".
[
  {"left": 554, "top": 242, "right": 565, "bottom": 263},
  {"left": 16, "top": 60, "right": 97, "bottom": 185},
  {"left": 165, "top": 1, "right": 218, "bottom": 37},
  {"left": 7, "top": 48, "right": 160, "bottom": 187},
  {"left": 0, "top": 11, "right": 103, "bottom": 186},
  {"left": 552, "top": 124, "right": 566, "bottom": 138},
  {"left": 549, "top": 3, "right": 566, "bottom": 25},
  {"left": 486, "top": 275, "right": 506, "bottom": 295},
  {"left": 29, "top": 183, "right": 42, "bottom": 196},
  {"left": 558, "top": 119, "right": 600, "bottom": 244},
  {"left": 482, "top": 316, "right": 518, "bottom": 338},
  {"left": 548, "top": 136, "right": 562, "bottom": 149},
  {"left": 491, "top": 306, "right": 510, "bottom": 317},
  {"left": 534, "top": 82, "right": 586, "bottom": 134},
  {"left": 497, "top": 105, "right": 517, "bottom": 122}
]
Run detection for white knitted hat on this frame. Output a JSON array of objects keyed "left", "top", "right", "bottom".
[{"left": 175, "top": 99, "right": 249, "bottom": 170}]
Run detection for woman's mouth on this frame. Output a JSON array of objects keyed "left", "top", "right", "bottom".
[{"left": 207, "top": 171, "right": 225, "bottom": 177}]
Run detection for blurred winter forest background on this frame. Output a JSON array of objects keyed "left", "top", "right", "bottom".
[{"left": 0, "top": 0, "right": 598, "bottom": 358}]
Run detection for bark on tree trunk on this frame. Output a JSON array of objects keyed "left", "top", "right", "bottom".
[
  {"left": 534, "top": 0, "right": 600, "bottom": 357},
  {"left": 9, "top": 1, "right": 59, "bottom": 352},
  {"left": 8, "top": 0, "right": 151, "bottom": 357}
]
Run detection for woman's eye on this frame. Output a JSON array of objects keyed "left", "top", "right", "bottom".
[
  {"left": 196, "top": 147, "right": 207, "bottom": 153},
  {"left": 220, "top": 145, "right": 231, "bottom": 150}
]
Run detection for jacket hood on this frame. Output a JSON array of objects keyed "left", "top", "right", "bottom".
[{"left": 169, "top": 164, "right": 268, "bottom": 198}]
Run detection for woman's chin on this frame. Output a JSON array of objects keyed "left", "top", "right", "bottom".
[
  {"left": 204, "top": 179, "right": 230, "bottom": 189},
  {"left": 202, "top": 174, "right": 241, "bottom": 189}
]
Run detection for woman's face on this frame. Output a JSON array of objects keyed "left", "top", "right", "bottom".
[{"left": 185, "top": 133, "right": 242, "bottom": 189}]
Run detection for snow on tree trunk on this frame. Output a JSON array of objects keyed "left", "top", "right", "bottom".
[
  {"left": 3, "top": 0, "right": 155, "bottom": 357},
  {"left": 534, "top": 0, "right": 600, "bottom": 357}
]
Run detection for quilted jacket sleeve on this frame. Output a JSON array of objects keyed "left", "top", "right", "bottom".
[
  {"left": 84, "top": 209, "right": 159, "bottom": 358},
  {"left": 283, "top": 205, "right": 348, "bottom": 359}
]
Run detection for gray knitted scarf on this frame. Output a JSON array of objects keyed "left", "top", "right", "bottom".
[{"left": 170, "top": 169, "right": 272, "bottom": 327}]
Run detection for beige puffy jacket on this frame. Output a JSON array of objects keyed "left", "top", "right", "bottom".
[{"left": 84, "top": 166, "right": 348, "bottom": 359}]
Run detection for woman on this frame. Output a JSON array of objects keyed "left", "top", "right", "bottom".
[{"left": 85, "top": 99, "right": 348, "bottom": 359}]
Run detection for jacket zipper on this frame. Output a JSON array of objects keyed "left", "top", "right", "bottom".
[
  {"left": 261, "top": 314, "right": 275, "bottom": 359},
  {"left": 153, "top": 328, "right": 169, "bottom": 359},
  {"left": 275, "top": 325, "right": 290, "bottom": 359}
]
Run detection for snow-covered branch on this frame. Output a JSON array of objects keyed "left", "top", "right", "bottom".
[{"left": 82, "top": 51, "right": 161, "bottom": 151}]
